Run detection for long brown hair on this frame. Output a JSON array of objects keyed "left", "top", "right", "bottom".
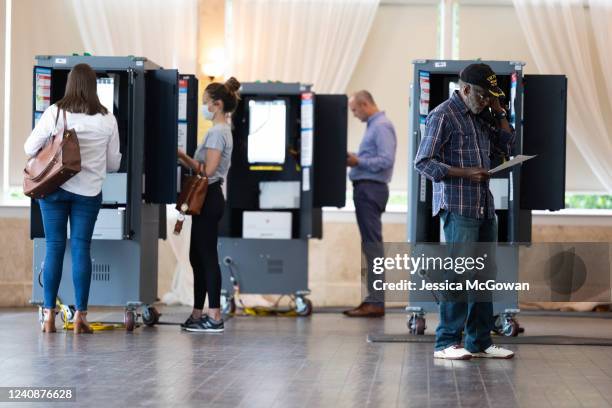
[{"left": 56, "top": 63, "right": 108, "bottom": 115}]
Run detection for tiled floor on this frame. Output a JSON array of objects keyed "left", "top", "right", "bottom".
[{"left": 1, "top": 307, "right": 612, "bottom": 407}]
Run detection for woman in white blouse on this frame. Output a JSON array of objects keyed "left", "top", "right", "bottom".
[{"left": 24, "top": 63, "right": 121, "bottom": 334}]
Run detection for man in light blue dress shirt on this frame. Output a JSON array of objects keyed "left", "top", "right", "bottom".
[{"left": 344, "top": 90, "right": 397, "bottom": 318}]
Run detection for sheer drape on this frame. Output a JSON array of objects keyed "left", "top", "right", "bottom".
[
  {"left": 164, "top": 0, "right": 380, "bottom": 306},
  {"left": 227, "top": 0, "right": 380, "bottom": 93},
  {"left": 70, "top": 0, "right": 198, "bottom": 305},
  {"left": 70, "top": 0, "right": 198, "bottom": 73},
  {"left": 70, "top": 0, "right": 380, "bottom": 306},
  {"left": 513, "top": 0, "right": 612, "bottom": 192},
  {"left": 162, "top": 211, "right": 194, "bottom": 306}
]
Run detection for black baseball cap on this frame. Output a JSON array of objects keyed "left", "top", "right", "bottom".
[{"left": 459, "top": 63, "right": 505, "bottom": 98}]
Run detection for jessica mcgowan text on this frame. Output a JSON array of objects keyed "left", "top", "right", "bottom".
[{"left": 373, "top": 279, "right": 530, "bottom": 291}]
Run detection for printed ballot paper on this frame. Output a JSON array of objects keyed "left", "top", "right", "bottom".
[{"left": 488, "top": 155, "right": 536, "bottom": 174}]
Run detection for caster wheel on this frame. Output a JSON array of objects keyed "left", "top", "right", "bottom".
[
  {"left": 502, "top": 318, "right": 519, "bottom": 337},
  {"left": 124, "top": 310, "right": 136, "bottom": 332},
  {"left": 59, "top": 305, "right": 75, "bottom": 323},
  {"left": 142, "top": 306, "right": 160, "bottom": 327},
  {"left": 407, "top": 315, "right": 426, "bottom": 335},
  {"left": 295, "top": 297, "right": 313, "bottom": 316},
  {"left": 415, "top": 317, "right": 426, "bottom": 335},
  {"left": 220, "top": 295, "right": 236, "bottom": 315},
  {"left": 69, "top": 305, "right": 76, "bottom": 320},
  {"left": 153, "top": 308, "right": 161, "bottom": 324}
]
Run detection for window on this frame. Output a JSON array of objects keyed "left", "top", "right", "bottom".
[{"left": 565, "top": 194, "right": 612, "bottom": 210}]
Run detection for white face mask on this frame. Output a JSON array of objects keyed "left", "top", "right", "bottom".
[{"left": 201, "top": 104, "right": 215, "bottom": 121}]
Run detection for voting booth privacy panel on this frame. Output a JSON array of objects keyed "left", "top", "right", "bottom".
[
  {"left": 217, "top": 83, "right": 347, "bottom": 314},
  {"left": 408, "top": 60, "right": 567, "bottom": 245},
  {"left": 406, "top": 60, "right": 567, "bottom": 335},
  {"left": 30, "top": 56, "right": 198, "bottom": 325}
]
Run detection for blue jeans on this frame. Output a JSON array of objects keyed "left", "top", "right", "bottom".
[
  {"left": 435, "top": 210, "right": 497, "bottom": 353},
  {"left": 38, "top": 188, "right": 102, "bottom": 311}
]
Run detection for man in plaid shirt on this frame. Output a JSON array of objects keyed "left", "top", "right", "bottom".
[{"left": 415, "top": 63, "right": 516, "bottom": 360}]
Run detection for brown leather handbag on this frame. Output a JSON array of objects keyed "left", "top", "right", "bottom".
[
  {"left": 23, "top": 109, "right": 81, "bottom": 199},
  {"left": 174, "top": 163, "right": 209, "bottom": 234}
]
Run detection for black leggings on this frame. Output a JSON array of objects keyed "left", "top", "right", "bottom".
[{"left": 189, "top": 182, "right": 224, "bottom": 309}]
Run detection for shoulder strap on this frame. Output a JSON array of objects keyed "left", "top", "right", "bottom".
[
  {"left": 54, "top": 106, "right": 61, "bottom": 128},
  {"left": 62, "top": 109, "right": 68, "bottom": 133}
]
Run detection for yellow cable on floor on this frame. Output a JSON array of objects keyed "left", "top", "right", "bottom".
[
  {"left": 56, "top": 299, "right": 129, "bottom": 331},
  {"left": 231, "top": 291, "right": 303, "bottom": 317},
  {"left": 240, "top": 307, "right": 298, "bottom": 317},
  {"left": 62, "top": 322, "right": 123, "bottom": 331}
]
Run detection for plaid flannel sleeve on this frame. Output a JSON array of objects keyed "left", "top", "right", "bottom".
[
  {"left": 414, "top": 112, "right": 451, "bottom": 183},
  {"left": 494, "top": 126, "right": 516, "bottom": 157}
]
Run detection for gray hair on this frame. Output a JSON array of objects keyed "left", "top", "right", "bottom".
[{"left": 458, "top": 79, "right": 484, "bottom": 93}]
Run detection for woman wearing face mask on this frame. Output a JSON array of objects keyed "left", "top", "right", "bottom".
[{"left": 177, "top": 77, "right": 241, "bottom": 332}]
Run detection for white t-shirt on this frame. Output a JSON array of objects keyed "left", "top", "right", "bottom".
[{"left": 24, "top": 104, "right": 122, "bottom": 197}]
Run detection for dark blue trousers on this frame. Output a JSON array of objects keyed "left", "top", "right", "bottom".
[
  {"left": 353, "top": 180, "right": 389, "bottom": 305},
  {"left": 435, "top": 210, "right": 497, "bottom": 352}
]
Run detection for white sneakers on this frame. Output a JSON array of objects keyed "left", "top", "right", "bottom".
[
  {"left": 471, "top": 345, "right": 514, "bottom": 359},
  {"left": 434, "top": 345, "right": 473, "bottom": 360},
  {"left": 434, "top": 344, "right": 515, "bottom": 360}
]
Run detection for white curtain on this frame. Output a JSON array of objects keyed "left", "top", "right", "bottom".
[
  {"left": 513, "top": 0, "right": 612, "bottom": 193},
  {"left": 227, "top": 0, "right": 380, "bottom": 93},
  {"left": 69, "top": 0, "right": 198, "bottom": 305},
  {"left": 161, "top": 210, "right": 194, "bottom": 305},
  {"left": 589, "top": 0, "right": 612, "bottom": 138},
  {"left": 70, "top": 0, "right": 198, "bottom": 73}
]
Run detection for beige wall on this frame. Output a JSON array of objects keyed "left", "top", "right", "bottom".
[
  {"left": 2, "top": 215, "right": 611, "bottom": 307},
  {"left": 0, "top": 217, "right": 33, "bottom": 306},
  {"left": 458, "top": 4, "right": 605, "bottom": 193},
  {"left": 197, "top": 0, "right": 225, "bottom": 142},
  {"left": 345, "top": 2, "right": 606, "bottom": 195},
  {"left": 8, "top": 0, "right": 84, "bottom": 186},
  {"left": 309, "top": 220, "right": 407, "bottom": 307},
  {"left": 458, "top": 5, "right": 538, "bottom": 72}
]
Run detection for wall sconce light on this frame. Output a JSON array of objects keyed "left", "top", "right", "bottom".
[
  {"left": 202, "top": 62, "right": 224, "bottom": 82},
  {"left": 202, "top": 47, "right": 226, "bottom": 81}
]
